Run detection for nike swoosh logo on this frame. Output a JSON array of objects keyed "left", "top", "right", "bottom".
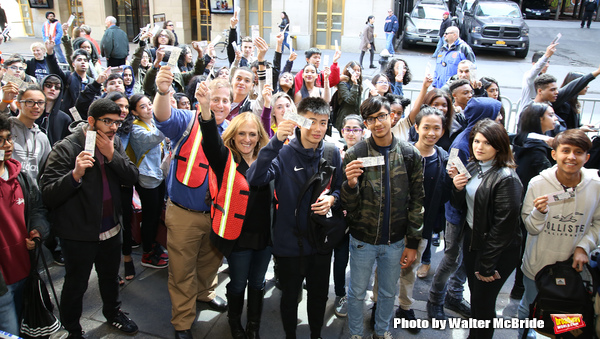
[{"left": 294, "top": 166, "right": 304, "bottom": 171}]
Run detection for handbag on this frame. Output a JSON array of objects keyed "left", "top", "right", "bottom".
[{"left": 20, "top": 238, "right": 62, "bottom": 339}]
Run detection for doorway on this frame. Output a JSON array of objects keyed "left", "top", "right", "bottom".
[
  {"left": 247, "top": 0, "right": 272, "bottom": 44},
  {"left": 313, "top": 0, "right": 344, "bottom": 49},
  {"left": 113, "top": 0, "right": 150, "bottom": 41},
  {"left": 191, "top": 0, "right": 211, "bottom": 41}
]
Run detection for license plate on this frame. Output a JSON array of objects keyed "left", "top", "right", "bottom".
[
  {"left": 423, "top": 38, "right": 432, "bottom": 43},
  {"left": 495, "top": 40, "right": 506, "bottom": 45},
  {"left": 536, "top": 12, "right": 541, "bottom": 15}
]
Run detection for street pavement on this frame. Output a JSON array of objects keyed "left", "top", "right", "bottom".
[{"left": 1, "top": 20, "right": 587, "bottom": 339}]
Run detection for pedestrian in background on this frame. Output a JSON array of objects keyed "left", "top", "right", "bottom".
[
  {"left": 383, "top": 9, "right": 399, "bottom": 55},
  {"left": 432, "top": 11, "right": 452, "bottom": 57},
  {"left": 42, "top": 11, "right": 67, "bottom": 63},
  {"left": 359, "top": 16, "right": 376, "bottom": 69},
  {"left": 279, "top": 12, "right": 291, "bottom": 53},
  {"left": 101, "top": 16, "right": 130, "bottom": 67},
  {"left": 581, "top": 0, "right": 598, "bottom": 28}
]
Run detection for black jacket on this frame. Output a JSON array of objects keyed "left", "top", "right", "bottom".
[
  {"left": 451, "top": 162, "right": 523, "bottom": 277},
  {"left": 438, "top": 18, "right": 453, "bottom": 38},
  {"left": 35, "top": 75, "right": 73, "bottom": 146},
  {"left": 421, "top": 145, "right": 452, "bottom": 237},
  {"left": 40, "top": 121, "right": 139, "bottom": 241},
  {"left": 46, "top": 52, "right": 94, "bottom": 113},
  {"left": 513, "top": 135, "right": 552, "bottom": 191}
]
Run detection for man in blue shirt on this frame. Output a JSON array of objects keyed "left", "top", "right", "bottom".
[
  {"left": 384, "top": 9, "right": 399, "bottom": 55},
  {"left": 433, "top": 26, "right": 476, "bottom": 89}
]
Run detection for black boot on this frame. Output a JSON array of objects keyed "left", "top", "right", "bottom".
[
  {"left": 246, "top": 287, "right": 264, "bottom": 339},
  {"left": 227, "top": 292, "right": 247, "bottom": 339}
]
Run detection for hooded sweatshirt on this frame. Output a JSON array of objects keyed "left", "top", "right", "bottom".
[
  {"left": 0, "top": 159, "right": 30, "bottom": 285},
  {"left": 36, "top": 75, "right": 73, "bottom": 146},
  {"left": 123, "top": 65, "right": 136, "bottom": 97},
  {"left": 444, "top": 97, "right": 501, "bottom": 226},
  {"left": 521, "top": 166, "right": 600, "bottom": 280},
  {"left": 9, "top": 117, "right": 52, "bottom": 179}
]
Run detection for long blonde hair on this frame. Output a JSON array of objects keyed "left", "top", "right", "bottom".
[{"left": 221, "top": 112, "right": 269, "bottom": 163}]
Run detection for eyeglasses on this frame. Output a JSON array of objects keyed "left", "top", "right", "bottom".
[
  {"left": 0, "top": 135, "right": 13, "bottom": 147},
  {"left": 8, "top": 66, "right": 25, "bottom": 71},
  {"left": 97, "top": 118, "right": 124, "bottom": 128},
  {"left": 376, "top": 81, "right": 390, "bottom": 85},
  {"left": 44, "top": 83, "right": 62, "bottom": 90},
  {"left": 343, "top": 127, "right": 363, "bottom": 134},
  {"left": 19, "top": 100, "right": 46, "bottom": 108},
  {"left": 167, "top": 24, "right": 174, "bottom": 27},
  {"left": 366, "top": 113, "right": 389, "bottom": 125}
]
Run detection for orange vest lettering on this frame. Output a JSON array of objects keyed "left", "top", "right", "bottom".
[
  {"left": 174, "top": 117, "right": 209, "bottom": 188},
  {"left": 208, "top": 150, "right": 250, "bottom": 240}
]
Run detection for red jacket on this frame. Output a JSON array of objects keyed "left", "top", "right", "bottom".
[{"left": 294, "top": 62, "right": 341, "bottom": 94}]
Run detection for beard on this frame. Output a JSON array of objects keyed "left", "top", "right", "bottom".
[{"left": 49, "top": 18, "right": 58, "bottom": 23}]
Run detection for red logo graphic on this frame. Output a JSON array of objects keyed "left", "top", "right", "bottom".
[
  {"left": 452, "top": 52, "right": 458, "bottom": 58},
  {"left": 551, "top": 314, "right": 586, "bottom": 334}
]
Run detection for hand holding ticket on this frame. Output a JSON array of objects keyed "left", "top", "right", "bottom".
[
  {"left": 447, "top": 148, "right": 471, "bottom": 179},
  {"left": 84, "top": 130, "right": 96, "bottom": 157},
  {"left": 283, "top": 110, "right": 312, "bottom": 129}
]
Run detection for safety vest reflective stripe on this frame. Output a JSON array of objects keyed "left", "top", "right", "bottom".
[
  {"left": 182, "top": 124, "right": 202, "bottom": 185},
  {"left": 217, "top": 151, "right": 238, "bottom": 237}
]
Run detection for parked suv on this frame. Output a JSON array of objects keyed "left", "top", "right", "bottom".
[
  {"left": 461, "top": 0, "right": 529, "bottom": 58},
  {"left": 402, "top": 0, "right": 450, "bottom": 49}
]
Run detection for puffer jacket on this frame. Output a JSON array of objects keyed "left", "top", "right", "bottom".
[
  {"left": 451, "top": 161, "right": 523, "bottom": 277},
  {"left": 341, "top": 136, "right": 424, "bottom": 249}
]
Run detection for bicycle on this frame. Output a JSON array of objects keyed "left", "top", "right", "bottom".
[{"left": 213, "top": 29, "right": 229, "bottom": 60}]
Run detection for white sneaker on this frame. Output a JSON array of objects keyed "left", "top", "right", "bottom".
[{"left": 335, "top": 295, "right": 348, "bottom": 317}]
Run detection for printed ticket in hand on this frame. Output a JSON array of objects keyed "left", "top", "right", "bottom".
[
  {"left": 3, "top": 73, "right": 24, "bottom": 89},
  {"left": 69, "top": 107, "right": 82, "bottom": 121},
  {"left": 110, "top": 66, "right": 124, "bottom": 74},
  {"left": 168, "top": 47, "right": 182, "bottom": 66},
  {"left": 67, "top": 15, "right": 76, "bottom": 27},
  {"left": 447, "top": 148, "right": 471, "bottom": 179},
  {"left": 265, "top": 67, "right": 273, "bottom": 86},
  {"left": 322, "top": 55, "right": 330, "bottom": 68},
  {"left": 528, "top": 132, "right": 552, "bottom": 142},
  {"left": 151, "top": 23, "right": 162, "bottom": 36},
  {"left": 212, "top": 35, "right": 222, "bottom": 44},
  {"left": 335, "top": 40, "right": 339, "bottom": 51},
  {"left": 0, "top": 150, "right": 5, "bottom": 160},
  {"left": 547, "top": 189, "right": 575, "bottom": 203},
  {"left": 231, "top": 41, "right": 239, "bottom": 52},
  {"left": 358, "top": 156, "right": 385, "bottom": 167},
  {"left": 283, "top": 110, "right": 312, "bottom": 129},
  {"left": 551, "top": 33, "right": 562, "bottom": 44},
  {"left": 85, "top": 130, "right": 96, "bottom": 157},
  {"left": 251, "top": 25, "right": 260, "bottom": 40}
]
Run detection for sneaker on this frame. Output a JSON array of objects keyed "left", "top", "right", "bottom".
[
  {"left": 152, "top": 243, "right": 169, "bottom": 261},
  {"left": 510, "top": 285, "right": 525, "bottom": 300},
  {"left": 444, "top": 296, "right": 471, "bottom": 318},
  {"left": 351, "top": 335, "right": 363, "bottom": 339},
  {"left": 372, "top": 331, "right": 393, "bottom": 339},
  {"left": 395, "top": 308, "right": 421, "bottom": 334},
  {"left": 417, "top": 264, "right": 430, "bottom": 278},
  {"left": 110, "top": 310, "right": 139, "bottom": 335},
  {"left": 334, "top": 295, "right": 348, "bottom": 317},
  {"left": 431, "top": 233, "right": 440, "bottom": 247},
  {"left": 141, "top": 251, "right": 168, "bottom": 269},
  {"left": 426, "top": 301, "right": 446, "bottom": 321},
  {"left": 53, "top": 251, "right": 65, "bottom": 266}
]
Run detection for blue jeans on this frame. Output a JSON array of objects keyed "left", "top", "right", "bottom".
[
  {"left": 348, "top": 235, "right": 404, "bottom": 337},
  {"left": 226, "top": 247, "right": 272, "bottom": 295},
  {"left": 283, "top": 32, "right": 291, "bottom": 52},
  {"left": 0, "top": 278, "right": 27, "bottom": 335},
  {"left": 333, "top": 234, "right": 350, "bottom": 297},
  {"left": 429, "top": 221, "right": 467, "bottom": 305},
  {"left": 54, "top": 44, "right": 67, "bottom": 64},
  {"left": 385, "top": 32, "right": 395, "bottom": 54},
  {"left": 517, "top": 276, "right": 538, "bottom": 338}
]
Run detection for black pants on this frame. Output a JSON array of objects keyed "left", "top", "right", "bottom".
[
  {"left": 581, "top": 11, "right": 594, "bottom": 28},
  {"left": 359, "top": 45, "right": 375, "bottom": 67},
  {"left": 107, "top": 57, "right": 127, "bottom": 67},
  {"left": 463, "top": 227, "right": 520, "bottom": 339},
  {"left": 135, "top": 181, "right": 165, "bottom": 253},
  {"left": 276, "top": 252, "right": 332, "bottom": 339},
  {"left": 60, "top": 234, "right": 122, "bottom": 334}
]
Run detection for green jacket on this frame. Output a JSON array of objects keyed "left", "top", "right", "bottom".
[
  {"left": 334, "top": 81, "right": 361, "bottom": 131},
  {"left": 100, "top": 25, "right": 130, "bottom": 60},
  {"left": 142, "top": 57, "right": 206, "bottom": 96},
  {"left": 341, "top": 136, "right": 424, "bottom": 248}
]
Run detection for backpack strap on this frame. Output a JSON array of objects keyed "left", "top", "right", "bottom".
[{"left": 125, "top": 119, "right": 153, "bottom": 167}]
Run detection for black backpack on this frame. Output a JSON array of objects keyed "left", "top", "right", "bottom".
[
  {"left": 527, "top": 258, "right": 598, "bottom": 339},
  {"left": 294, "top": 142, "right": 346, "bottom": 254}
]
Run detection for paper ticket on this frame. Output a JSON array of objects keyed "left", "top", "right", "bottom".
[
  {"left": 365, "top": 80, "right": 376, "bottom": 92},
  {"left": 322, "top": 55, "right": 330, "bottom": 68},
  {"left": 231, "top": 41, "right": 239, "bottom": 52},
  {"left": 265, "top": 67, "right": 273, "bottom": 86},
  {"left": 283, "top": 110, "right": 312, "bottom": 129},
  {"left": 168, "top": 47, "right": 182, "bottom": 67},
  {"left": 110, "top": 66, "right": 124, "bottom": 74},
  {"left": 0, "top": 150, "right": 5, "bottom": 160},
  {"left": 551, "top": 33, "right": 562, "bottom": 44},
  {"left": 67, "top": 15, "right": 76, "bottom": 27},
  {"left": 84, "top": 130, "right": 96, "bottom": 157},
  {"left": 161, "top": 45, "right": 175, "bottom": 52},
  {"left": 212, "top": 35, "right": 222, "bottom": 44},
  {"left": 69, "top": 107, "right": 82, "bottom": 121},
  {"left": 527, "top": 133, "right": 552, "bottom": 142},
  {"left": 251, "top": 25, "right": 260, "bottom": 40},
  {"left": 358, "top": 156, "right": 385, "bottom": 167},
  {"left": 547, "top": 189, "right": 575, "bottom": 203},
  {"left": 151, "top": 23, "right": 162, "bottom": 36},
  {"left": 335, "top": 40, "right": 339, "bottom": 51},
  {"left": 425, "top": 62, "right": 432, "bottom": 76},
  {"left": 447, "top": 148, "right": 471, "bottom": 178},
  {"left": 3, "top": 73, "right": 24, "bottom": 89}
]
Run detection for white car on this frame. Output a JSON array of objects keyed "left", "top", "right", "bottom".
[{"left": 402, "top": 0, "right": 450, "bottom": 49}]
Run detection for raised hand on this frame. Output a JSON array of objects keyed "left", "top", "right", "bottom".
[{"left": 196, "top": 81, "right": 212, "bottom": 121}]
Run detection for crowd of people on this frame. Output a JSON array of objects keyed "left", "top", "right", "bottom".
[{"left": 1, "top": 9, "right": 600, "bottom": 339}]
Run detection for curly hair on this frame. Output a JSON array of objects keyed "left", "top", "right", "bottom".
[
  {"left": 384, "top": 58, "right": 412, "bottom": 85},
  {"left": 152, "top": 29, "right": 176, "bottom": 48}
]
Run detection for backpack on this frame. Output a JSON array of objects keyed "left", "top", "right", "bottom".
[
  {"left": 528, "top": 258, "right": 598, "bottom": 338},
  {"left": 295, "top": 142, "right": 346, "bottom": 254}
]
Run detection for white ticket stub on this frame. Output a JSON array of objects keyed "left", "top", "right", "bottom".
[
  {"left": 335, "top": 40, "right": 339, "bottom": 51},
  {"left": 110, "top": 66, "right": 124, "bottom": 74},
  {"left": 84, "top": 130, "right": 96, "bottom": 157},
  {"left": 447, "top": 148, "right": 471, "bottom": 179},
  {"left": 67, "top": 15, "right": 76, "bottom": 27},
  {"left": 0, "top": 150, "right": 5, "bottom": 160},
  {"left": 161, "top": 45, "right": 175, "bottom": 52},
  {"left": 528, "top": 132, "right": 552, "bottom": 142},
  {"left": 168, "top": 47, "right": 182, "bottom": 67},
  {"left": 365, "top": 80, "right": 376, "bottom": 92},
  {"left": 3, "top": 73, "right": 24, "bottom": 89},
  {"left": 322, "top": 55, "right": 330, "bottom": 67},
  {"left": 231, "top": 41, "right": 239, "bottom": 52},
  {"left": 251, "top": 25, "right": 260, "bottom": 40},
  {"left": 151, "top": 23, "right": 162, "bottom": 36},
  {"left": 358, "top": 156, "right": 385, "bottom": 167},
  {"left": 265, "top": 67, "right": 272, "bottom": 86},
  {"left": 283, "top": 110, "right": 312, "bottom": 129},
  {"left": 212, "top": 35, "right": 222, "bottom": 44},
  {"left": 551, "top": 33, "right": 562, "bottom": 44},
  {"left": 547, "top": 189, "right": 575, "bottom": 203},
  {"left": 69, "top": 107, "right": 82, "bottom": 121}
]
